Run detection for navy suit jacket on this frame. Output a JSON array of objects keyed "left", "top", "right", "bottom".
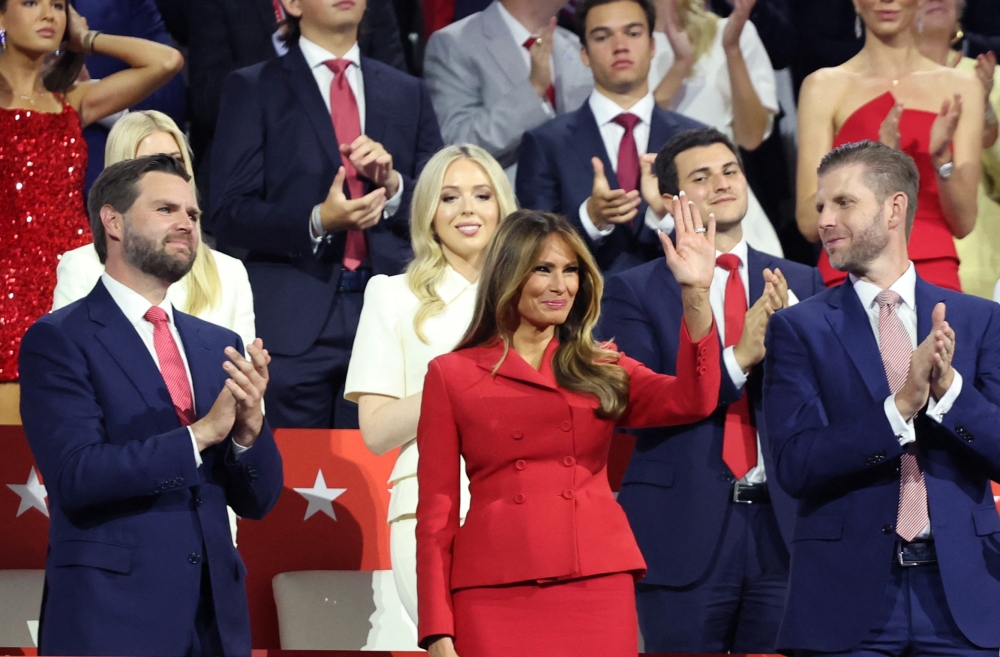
[
  {"left": 763, "top": 277, "right": 1000, "bottom": 652},
  {"left": 18, "top": 280, "right": 283, "bottom": 657},
  {"left": 516, "top": 102, "right": 703, "bottom": 273},
  {"left": 210, "top": 44, "right": 443, "bottom": 357},
  {"left": 599, "top": 247, "right": 824, "bottom": 587}
]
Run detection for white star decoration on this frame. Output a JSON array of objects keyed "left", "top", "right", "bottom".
[
  {"left": 7, "top": 466, "right": 49, "bottom": 518},
  {"left": 293, "top": 470, "right": 347, "bottom": 521}
]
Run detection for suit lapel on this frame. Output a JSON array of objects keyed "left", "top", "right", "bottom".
[
  {"left": 571, "top": 104, "right": 620, "bottom": 190},
  {"left": 360, "top": 57, "right": 388, "bottom": 145},
  {"left": 174, "top": 312, "right": 218, "bottom": 420},
  {"left": 480, "top": 3, "right": 530, "bottom": 88},
  {"left": 826, "top": 281, "right": 889, "bottom": 401},
  {"left": 88, "top": 281, "right": 173, "bottom": 413},
  {"left": 474, "top": 342, "right": 558, "bottom": 391},
  {"left": 282, "top": 45, "right": 343, "bottom": 169}
]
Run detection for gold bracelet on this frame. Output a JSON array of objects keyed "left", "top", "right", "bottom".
[{"left": 83, "top": 30, "right": 102, "bottom": 54}]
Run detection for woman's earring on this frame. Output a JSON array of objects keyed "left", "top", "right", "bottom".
[
  {"left": 855, "top": 13, "right": 863, "bottom": 39},
  {"left": 54, "top": 48, "right": 61, "bottom": 56},
  {"left": 0, "top": 29, "right": 6, "bottom": 55}
]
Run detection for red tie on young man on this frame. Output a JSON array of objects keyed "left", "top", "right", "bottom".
[
  {"left": 716, "top": 254, "right": 757, "bottom": 479},
  {"left": 522, "top": 37, "right": 556, "bottom": 109},
  {"left": 325, "top": 58, "right": 368, "bottom": 272},
  {"left": 875, "top": 290, "right": 930, "bottom": 541},
  {"left": 144, "top": 306, "right": 196, "bottom": 427}
]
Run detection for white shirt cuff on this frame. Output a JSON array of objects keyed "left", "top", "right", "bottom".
[
  {"left": 310, "top": 204, "right": 325, "bottom": 253},
  {"left": 383, "top": 172, "right": 404, "bottom": 218},
  {"left": 189, "top": 428, "right": 203, "bottom": 467},
  {"left": 723, "top": 346, "right": 748, "bottom": 390},
  {"left": 646, "top": 208, "right": 675, "bottom": 234},
  {"left": 885, "top": 395, "right": 916, "bottom": 446},
  {"left": 579, "top": 198, "right": 615, "bottom": 242},
  {"left": 231, "top": 438, "right": 251, "bottom": 461},
  {"left": 927, "top": 371, "right": 963, "bottom": 424}
]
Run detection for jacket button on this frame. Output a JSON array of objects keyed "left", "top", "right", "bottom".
[
  {"left": 195, "top": 497, "right": 203, "bottom": 506},
  {"left": 560, "top": 421, "right": 571, "bottom": 432},
  {"left": 188, "top": 553, "right": 202, "bottom": 564},
  {"left": 514, "top": 494, "right": 525, "bottom": 504},
  {"left": 563, "top": 456, "right": 575, "bottom": 467},
  {"left": 515, "top": 459, "right": 527, "bottom": 471},
  {"left": 562, "top": 489, "right": 575, "bottom": 499},
  {"left": 882, "top": 524, "right": 894, "bottom": 534},
  {"left": 697, "top": 366, "right": 707, "bottom": 375},
  {"left": 512, "top": 429, "right": 523, "bottom": 440}
]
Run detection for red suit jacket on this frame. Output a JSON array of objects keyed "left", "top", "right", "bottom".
[{"left": 415, "top": 324, "right": 721, "bottom": 642}]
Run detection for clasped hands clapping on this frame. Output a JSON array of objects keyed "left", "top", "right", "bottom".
[
  {"left": 191, "top": 339, "right": 271, "bottom": 452},
  {"left": 895, "top": 303, "right": 956, "bottom": 421},
  {"left": 319, "top": 135, "right": 400, "bottom": 232}
]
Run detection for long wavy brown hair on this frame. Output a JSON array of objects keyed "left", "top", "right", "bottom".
[{"left": 457, "top": 211, "right": 630, "bottom": 419}]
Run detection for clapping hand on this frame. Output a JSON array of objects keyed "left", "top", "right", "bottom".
[
  {"left": 975, "top": 52, "right": 996, "bottom": 98},
  {"left": 660, "top": 0, "right": 695, "bottom": 66},
  {"left": 340, "top": 135, "right": 400, "bottom": 198},
  {"left": 640, "top": 153, "right": 667, "bottom": 218},
  {"left": 928, "top": 303, "right": 955, "bottom": 400},
  {"left": 587, "top": 157, "right": 642, "bottom": 229},
  {"left": 895, "top": 303, "right": 954, "bottom": 419},
  {"left": 722, "top": 0, "right": 757, "bottom": 50},
  {"left": 733, "top": 268, "right": 786, "bottom": 371},
  {"left": 528, "top": 18, "right": 556, "bottom": 102},
  {"left": 223, "top": 340, "right": 271, "bottom": 447},
  {"left": 879, "top": 102, "right": 904, "bottom": 150},
  {"left": 929, "top": 94, "right": 963, "bottom": 167}
]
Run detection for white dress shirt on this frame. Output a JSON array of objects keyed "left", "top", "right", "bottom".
[
  {"left": 100, "top": 273, "right": 249, "bottom": 466},
  {"left": 496, "top": 1, "right": 555, "bottom": 118},
  {"left": 344, "top": 267, "right": 474, "bottom": 523},
  {"left": 712, "top": 240, "right": 800, "bottom": 484},
  {"left": 300, "top": 36, "right": 404, "bottom": 244},
  {"left": 578, "top": 90, "right": 670, "bottom": 241},
  {"left": 851, "top": 263, "right": 963, "bottom": 538}
]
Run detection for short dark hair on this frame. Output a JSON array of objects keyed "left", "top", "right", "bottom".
[
  {"left": 817, "top": 140, "right": 920, "bottom": 237},
  {"left": 279, "top": 2, "right": 370, "bottom": 44},
  {"left": 87, "top": 154, "right": 191, "bottom": 263},
  {"left": 576, "top": 0, "right": 656, "bottom": 45},
  {"left": 653, "top": 127, "right": 744, "bottom": 197}
]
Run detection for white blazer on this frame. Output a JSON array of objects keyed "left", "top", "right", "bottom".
[
  {"left": 344, "top": 267, "right": 474, "bottom": 523},
  {"left": 52, "top": 243, "right": 257, "bottom": 350}
]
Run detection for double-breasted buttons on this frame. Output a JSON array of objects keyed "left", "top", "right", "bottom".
[
  {"left": 560, "top": 421, "right": 571, "bottom": 432},
  {"left": 515, "top": 459, "right": 527, "bottom": 471},
  {"left": 512, "top": 429, "right": 524, "bottom": 440},
  {"left": 514, "top": 494, "right": 525, "bottom": 504},
  {"left": 563, "top": 456, "right": 575, "bottom": 467},
  {"left": 562, "top": 489, "right": 575, "bottom": 499},
  {"left": 188, "top": 553, "right": 202, "bottom": 564}
]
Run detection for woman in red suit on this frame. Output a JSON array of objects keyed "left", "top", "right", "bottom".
[
  {"left": 795, "top": 0, "right": 983, "bottom": 291},
  {"left": 416, "top": 197, "right": 722, "bottom": 657}
]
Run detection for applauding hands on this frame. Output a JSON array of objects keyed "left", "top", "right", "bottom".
[
  {"left": 895, "top": 303, "right": 956, "bottom": 420},
  {"left": 191, "top": 339, "right": 271, "bottom": 452}
]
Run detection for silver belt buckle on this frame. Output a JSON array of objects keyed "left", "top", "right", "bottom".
[
  {"left": 897, "top": 544, "right": 926, "bottom": 567},
  {"left": 732, "top": 481, "right": 753, "bottom": 504}
]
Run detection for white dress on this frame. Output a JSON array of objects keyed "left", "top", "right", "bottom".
[
  {"left": 648, "top": 18, "right": 784, "bottom": 258},
  {"left": 52, "top": 243, "right": 256, "bottom": 546},
  {"left": 344, "top": 266, "right": 475, "bottom": 625}
]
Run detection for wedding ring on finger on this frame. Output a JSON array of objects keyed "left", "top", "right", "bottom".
[{"left": 694, "top": 227, "right": 707, "bottom": 234}]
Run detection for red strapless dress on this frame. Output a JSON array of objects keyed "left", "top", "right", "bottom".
[
  {"left": 818, "top": 92, "right": 961, "bottom": 291},
  {"left": 0, "top": 103, "right": 90, "bottom": 381}
]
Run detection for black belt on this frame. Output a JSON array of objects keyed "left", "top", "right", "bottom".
[
  {"left": 731, "top": 481, "right": 771, "bottom": 504},
  {"left": 896, "top": 540, "right": 936, "bottom": 566},
  {"left": 337, "top": 268, "right": 373, "bottom": 293}
]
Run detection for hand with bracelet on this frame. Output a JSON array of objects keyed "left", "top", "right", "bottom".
[{"left": 929, "top": 93, "right": 963, "bottom": 180}]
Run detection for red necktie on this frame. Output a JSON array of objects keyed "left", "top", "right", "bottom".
[
  {"left": 875, "top": 290, "right": 930, "bottom": 541},
  {"left": 716, "top": 254, "right": 757, "bottom": 479},
  {"left": 613, "top": 113, "right": 641, "bottom": 194},
  {"left": 324, "top": 58, "right": 368, "bottom": 272},
  {"left": 272, "top": 0, "right": 285, "bottom": 22},
  {"left": 144, "top": 307, "right": 196, "bottom": 427},
  {"left": 522, "top": 37, "right": 556, "bottom": 109}
]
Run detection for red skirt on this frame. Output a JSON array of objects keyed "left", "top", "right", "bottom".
[{"left": 453, "top": 572, "right": 637, "bottom": 657}]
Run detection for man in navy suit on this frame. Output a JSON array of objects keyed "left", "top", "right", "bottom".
[
  {"left": 599, "top": 128, "right": 824, "bottom": 652},
  {"left": 516, "top": 0, "right": 702, "bottom": 273},
  {"left": 763, "top": 140, "right": 1000, "bottom": 657},
  {"left": 18, "top": 155, "right": 283, "bottom": 656},
  {"left": 210, "top": 0, "right": 443, "bottom": 429}
]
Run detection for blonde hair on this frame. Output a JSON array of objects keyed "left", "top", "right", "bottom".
[
  {"left": 405, "top": 144, "right": 517, "bottom": 343},
  {"left": 676, "top": 0, "right": 719, "bottom": 67},
  {"left": 105, "top": 111, "right": 222, "bottom": 317},
  {"left": 457, "top": 211, "right": 630, "bottom": 419}
]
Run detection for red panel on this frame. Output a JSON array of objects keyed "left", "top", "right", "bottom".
[
  {"left": 238, "top": 429, "right": 398, "bottom": 648},
  {"left": 0, "top": 426, "right": 47, "bottom": 569}
]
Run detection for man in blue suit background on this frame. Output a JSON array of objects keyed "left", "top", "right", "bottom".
[
  {"left": 516, "top": 0, "right": 702, "bottom": 273},
  {"left": 19, "top": 155, "right": 284, "bottom": 656},
  {"left": 599, "top": 127, "right": 824, "bottom": 652},
  {"left": 764, "top": 140, "right": 1000, "bottom": 656},
  {"left": 210, "top": 0, "right": 443, "bottom": 430}
]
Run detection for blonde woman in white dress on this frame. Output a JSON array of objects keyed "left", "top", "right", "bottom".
[{"left": 345, "top": 144, "right": 517, "bottom": 625}]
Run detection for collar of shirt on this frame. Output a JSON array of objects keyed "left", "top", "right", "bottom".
[
  {"left": 496, "top": 1, "right": 535, "bottom": 48},
  {"left": 850, "top": 262, "right": 917, "bottom": 315},
  {"left": 299, "top": 36, "right": 361, "bottom": 72},
  {"left": 298, "top": 36, "right": 365, "bottom": 127},
  {"left": 101, "top": 271, "right": 175, "bottom": 329},
  {"left": 588, "top": 88, "right": 655, "bottom": 128},
  {"left": 437, "top": 264, "right": 478, "bottom": 305}
]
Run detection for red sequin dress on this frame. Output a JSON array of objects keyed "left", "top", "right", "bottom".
[
  {"left": 0, "top": 101, "right": 90, "bottom": 381},
  {"left": 818, "top": 92, "right": 961, "bottom": 291}
]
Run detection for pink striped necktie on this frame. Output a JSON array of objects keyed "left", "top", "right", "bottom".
[
  {"left": 875, "top": 290, "right": 930, "bottom": 541},
  {"left": 144, "top": 306, "right": 196, "bottom": 427}
]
